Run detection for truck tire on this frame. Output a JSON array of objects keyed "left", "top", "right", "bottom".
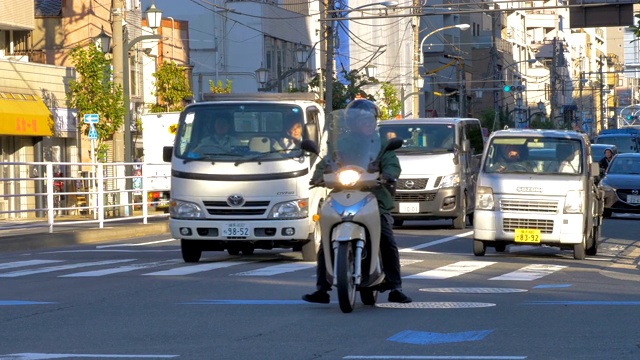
[
  {"left": 302, "top": 220, "right": 321, "bottom": 261},
  {"left": 573, "top": 235, "right": 586, "bottom": 260},
  {"left": 181, "top": 239, "right": 202, "bottom": 263},
  {"left": 453, "top": 194, "right": 467, "bottom": 229}
]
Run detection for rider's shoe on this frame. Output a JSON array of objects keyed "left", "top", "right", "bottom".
[
  {"left": 388, "top": 289, "right": 412, "bottom": 303},
  {"left": 302, "top": 290, "right": 330, "bottom": 304}
]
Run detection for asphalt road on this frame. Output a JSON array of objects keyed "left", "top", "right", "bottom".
[{"left": 1, "top": 215, "right": 639, "bottom": 359}]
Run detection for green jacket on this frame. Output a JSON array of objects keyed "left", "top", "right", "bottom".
[{"left": 311, "top": 143, "right": 401, "bottom": 214}]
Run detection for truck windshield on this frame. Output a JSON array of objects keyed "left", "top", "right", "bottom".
[
  {"left": 379, "top": 123, "right": 456, "bottom": 153},
  {"left": 173, "top": 104, "right": 305, "bottom": 162},
  {"left": 483, "top": 137, "right": 583, "bottom": 175}
]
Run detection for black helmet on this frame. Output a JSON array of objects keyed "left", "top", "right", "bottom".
[{"left": 344, "top": 99, "right": 380, "bottom": 131}]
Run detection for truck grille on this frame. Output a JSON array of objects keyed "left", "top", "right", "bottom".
[
  {"left": 503, "top": 218, "right": 554, "bottom": 233},
  {"left": 500, "top": 199, "right": 558, "bottom": 213},
  {"left": 394, "top": 193, "right": 436, "bottom": 202},
  {"left": 202, "top": 200, "right": 270, "bottom": 216}
]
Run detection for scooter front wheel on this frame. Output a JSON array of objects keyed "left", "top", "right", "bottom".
[{"left": 336, "top": 242, "right": 357, "bottom": 313}]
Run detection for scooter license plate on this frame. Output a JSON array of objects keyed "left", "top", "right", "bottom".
[
  {"left": 514, "top": 228, "right": 540, "bottom": 243},
  {"left": 222, "top": 223, "right": 250, "bottom": 237},
  {"left": 399, "top": 202, "right": 419, "bottom": 213}
]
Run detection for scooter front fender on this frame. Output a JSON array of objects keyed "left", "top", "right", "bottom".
[{"left": 331, "top": 222, "right": 366, "bottom": 243}]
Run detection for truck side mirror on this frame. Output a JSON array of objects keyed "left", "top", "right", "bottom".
[
  {"left": 163, "top": 146, "right": 173, "bottom": 162},
  {"left": 301, "top": 139, "right": 319, "bottom": 155},
  {"left": 590, "top": 162, "right": 600, "bottom": 178}
]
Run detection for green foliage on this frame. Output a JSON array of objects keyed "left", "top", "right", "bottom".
[
  {"left": 308, "top": 68, "right": 378, "bottom": 110},
  {"left": 66, "top": 44, "right": 124, "bottom": 161},
  {"left": 478, "top": 108, "right": 509, "bottom": 133},
  {"left": 632, "top": 9, "right": 640, "bottom": 40},
  {"left": 378, "top": 82, "right": 401, "bottom": 120},
  {"left": 209, "top": 79, "right": 233, "bottom": 94},
  {"left": 152, "top": 61, "right": 192, "bottom": 112},
  {"left": 529, "top": 117, "right": 555, "bottom": 129}
]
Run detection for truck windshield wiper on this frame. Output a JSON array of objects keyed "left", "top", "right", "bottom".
[
  {"left": 182, "top": 152, "right": 238, "bottom": 164},
  {"left": 234, "top": 149, "right": 302, "bottom": 166}
]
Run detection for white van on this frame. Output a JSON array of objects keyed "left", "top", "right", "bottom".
[
  {"left": 473, "top": 129, "right": 604, "bottom": 260},
  {"left": 163, "top": 93, "right": 327, "bottom": 262},
  {"left": 378, "top": 118, "right": 485, "bottom": 229}
]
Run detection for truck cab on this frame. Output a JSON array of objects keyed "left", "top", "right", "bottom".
[
  {"left": 163, "top": 93, "right": 327, "bottom": 262},
  {"left": 473, "top": 129, "right": 604, "bottom": 260}
]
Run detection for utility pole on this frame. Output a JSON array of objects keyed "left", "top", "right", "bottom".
[
  {"left": 550, "top": 38, "right": 557, "bottom": 128},
  {"left": 112, "top": 0, "right": 125, "bottom": 163},
  {"left": 411, "top": 0, "right": 420, "bottom": 118},
  {"left": 599, "top": 54, "right": 606, "bottom": 132},
  {"left": 324, "top": 0, "right": 334, "bottom": 115},
  {"left": 491, "top": 12, "right": 500, "bottom": 131}
]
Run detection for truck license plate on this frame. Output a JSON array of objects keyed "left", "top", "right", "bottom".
[
  {"left": 222, "top": 223, "right": 250, "bottom": 237},
  {"left": 627, "top": 195, "right": 640, "bottom": 204},
  {"left": 514, "top": 228, "right": 540, "bottom": 243},
  {"left": 399, "top": 202, "right": 419, "bottom": 213}
]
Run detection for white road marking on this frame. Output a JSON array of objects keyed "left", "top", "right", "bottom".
[
  {"left": 96, "top": 238, "right": 177, "bottom": 249},
  {"left": 0, "top": 260, "right": 136, "bottom": 278},
  {"left": 0, "top": 353, "right": 178, "bottom": 359},
  {"left": 400, "top": 231, "right": 473, "bottom": 252},
  {"left": 232, "top": 262, "right": 315, "bottom": 276},
  {"left": 405, "top": 261, "right": 496, "bottom": 280},
  {"left": 143, "top": 261, "right": 250, "bottom": 276},
  {"left": 60, "top": 259, "right": 183, "bottom": 277},
  {"left": 489, "top": 264, "right": 566, "bottom": 281},
  {"left": 0, "top": 259, "right": 62, "bottom": 270}
]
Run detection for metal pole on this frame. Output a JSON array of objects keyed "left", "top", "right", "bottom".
[
  {"left": 324, "top": 0, "right": 334, "bottom": 115},
  {"left": 400, "top": 85, "right": 405, "bottom": 118},
  {"left": 599, "top": 55, "right": 605, "bottom": 132}
]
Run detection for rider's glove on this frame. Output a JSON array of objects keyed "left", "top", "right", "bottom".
[{"left": 309, "top": 177, "right": 323, "bottom": 186}]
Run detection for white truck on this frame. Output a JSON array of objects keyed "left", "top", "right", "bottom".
[
  {"left": 162, "top": 93, "right": 327, "bottom": 262},
  {"left": 141, "top": 112, "right": 180, "bottom": 211}
]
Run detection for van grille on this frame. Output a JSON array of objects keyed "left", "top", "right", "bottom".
[
  {"left": 394, "top": 193, "right": 436, "bottom": 202},
  {"left": 397, "top": 178, "right": 429, "bottom": 190},
  {"left": 503, "top": 218, "right": 554, "bottom": 233},
  {"left": 500, "top": 199, "right": 558, "bottom": 213},
  {"left": 202, "top": 200, "right": 270, "bottom": 216}
]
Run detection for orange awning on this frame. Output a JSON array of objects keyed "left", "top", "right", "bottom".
[{"left": 0, "top": 93, "right": 54, "bottom": 136}]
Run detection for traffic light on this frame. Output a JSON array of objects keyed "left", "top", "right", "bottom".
[{"left": 503, "top": 84, "right": 525, "bottom": 92}]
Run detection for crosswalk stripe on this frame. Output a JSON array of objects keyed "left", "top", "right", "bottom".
[
  {"left": 232, "top": 262, "right": 315, "bottom": 276},
  {"left": 489, "top": 264, "right": 567, "bottom": 281},
  {"left": 0, "top": 259, "right": 136, "bottom": 278},
  {"left": 0, "top": 259, "right": 62, "bottom": 270},
  {"left": 405, "top": 261, "right": 496, "bottom": 279},
  {"left": 143, "top": 261, "right": 250, "bottom": 276},
  {"left": 60, "top": 259, "right": 184, "bottom": 277}
]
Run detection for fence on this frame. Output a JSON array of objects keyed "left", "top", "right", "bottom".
[{"left": 0, "top": 161, "right": 170, "bottom": 233}]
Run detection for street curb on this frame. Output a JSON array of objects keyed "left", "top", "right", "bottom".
[{"left": 0, "top": 222, "right": 170, "bottom": 252}]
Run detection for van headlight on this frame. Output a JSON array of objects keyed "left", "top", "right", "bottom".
[
  {"left": 438, "top": 173, "right": 460, "bottom": 188},
  {"left": 268, "top": 199, "right": 309, "bottom": 219},
  {"left": 475, "top": 186, "right": 495, "bottom": 210},
  {"left": 169, "top": 199, "right": 205, "bottom": 219},
  {"left": 564, "top": 190, "right": 584, "bottom": 214}
]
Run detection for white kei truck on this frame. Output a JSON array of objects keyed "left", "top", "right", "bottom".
[
  {"left": 473, "top": 129, "right": 604, "bottom": 260},
  {"left": 141, "top": 112, "right": 180, "bottom": 211},
  {"left": 162, "top": 93, "right": 327, "bottom": 262}
]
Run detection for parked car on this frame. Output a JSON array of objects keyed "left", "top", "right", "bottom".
[{"left": 598, "top": 153, "right": 640, "bottom": 218}]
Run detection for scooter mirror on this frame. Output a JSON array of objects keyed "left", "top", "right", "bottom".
[
  {"left": 301, "top": 139, "right": 319, "bottom": 155},
  {"left": 385, "top": 137, "right": 404, "bottom": 152}
]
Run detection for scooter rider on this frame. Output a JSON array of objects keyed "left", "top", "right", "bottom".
[{"left": 302, "top": 99, "right": 412, "bottom": 304}]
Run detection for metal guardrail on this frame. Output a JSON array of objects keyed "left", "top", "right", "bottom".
[{"left": 0, "top": 161, "right": 170, "bottom": 233}]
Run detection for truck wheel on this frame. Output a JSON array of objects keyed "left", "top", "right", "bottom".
[
  {"left": 227, "top": 247, "right": 240, "bottom": 256},
  {"left": 603, "top": 209, "right": 612, "bottom": 218},
  {"left": 181, "top": 239, "right": 202, "bottom": 263},
  {"left": 453, "top": 195, "right": 467, "bottom": 229},
  {"left": 302, "top": 220, "right": 321, "bottom": 261},
  {"left": 241, "top": 247, "right": 255, "bottom": 255},
  {"left": 473, "top": 239, "right": 486, "bottom": 256},
  {"left": 573, "top": 235, "right": 586, "bottom": 260},
  {"left": 494, "top": 243, "right": 506, "bottom": 252},
  {"left": 586, "top": 225, "right": 600, "bottom": 256}
]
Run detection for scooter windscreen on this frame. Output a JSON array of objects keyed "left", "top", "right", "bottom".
[{"left": 326, "top": 108, "right": 381, "bottom": 170}]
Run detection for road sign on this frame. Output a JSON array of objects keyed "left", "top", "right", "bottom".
[
  {"left": 88, "top": 124, "right": 98, "bottom": 140},
  {"left": 84, "top": 113, "right": 99, "bottom": 124}
]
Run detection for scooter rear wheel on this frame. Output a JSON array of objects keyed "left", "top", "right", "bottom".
[
  {"left": 336, "top": 242, "right": 357, "bottom": 313},
  {"left": 360, "top": 288, "right": 378, "bottom": 306}
]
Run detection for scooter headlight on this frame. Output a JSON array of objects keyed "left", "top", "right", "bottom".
[{"left": 337, "top": 168, "right": 361, "bottom": 187}]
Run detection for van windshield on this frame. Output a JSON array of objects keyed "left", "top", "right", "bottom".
[
  {"left": 173, "top": 104, "right": 306, "bottom": 162},
  {"left": 379, "top": 124, "right": 455, "bottom": 153},
  {"left": 595, "top": 136, "right": 638, "bottom": 154},
  {"left": 483, "top": 137, "right": 583, "bottom": 175}
]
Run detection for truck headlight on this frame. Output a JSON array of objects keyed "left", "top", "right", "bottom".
[
  {"left": 169, "top": 199, "right": 205, "bottom": 219},
  {"left": 476, "top": 186, "right": 495, "bottom": 210},
  {"left": 438, "top": 173, "right": 460, "bottom": 188},
  {"left": 268, "top": 199, "right": 309, "bottom": 219},
  {"left": 564, "top": 190, "right": 584, "bottom": 214}
]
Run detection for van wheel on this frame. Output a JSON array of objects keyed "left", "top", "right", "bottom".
[
  {"left": 241, "top": 247, "right": 255, "bottom": 255},
  {"left": 227, "top": 247, "right": 240, "bottom": 256},
  {"left": 453, "top": 195, "right": 467, "bottom": 229},
  {"left": 302, "top": 220, "right": 321, "bottom": 261},
  {"left": 393, "top": 218, "right": 404, "bottom": 227},
  {"left": 473, "top": 240, "right": 486, "bottom": 256},
  {"left": 573, "top": 236, "right": 586, "bottom": 260},
  {"left": 586, "top": 225, "right": 600, "bottom": 256},
  {"left": 494, "top": 243, "right": 506, "bottom": 252},
  {"left": 181, "top": 239, "right": 202, "bottom": 263}
]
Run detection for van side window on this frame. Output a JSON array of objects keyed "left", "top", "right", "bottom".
[{"left": 465, "top": 121, "right": 484, "bottom": 155}]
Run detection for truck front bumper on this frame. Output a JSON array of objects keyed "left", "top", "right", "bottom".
[{"left": 169, "top": 217, "right": 312, "bottom": 243}]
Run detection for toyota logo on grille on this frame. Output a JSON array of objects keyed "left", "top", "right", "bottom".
[
  {"left": 405, "top": 180, "right": 415, "bottom": 189},
  {"left": 633, "top": 189, "right": 639, "bottom": 195},
  {"left": 227, "top": 194, "right": 245, "bottom": 207}
]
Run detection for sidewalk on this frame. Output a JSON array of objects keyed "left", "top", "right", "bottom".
[{"left": 0, "top": 210, "right": 170, "bottom": 253}]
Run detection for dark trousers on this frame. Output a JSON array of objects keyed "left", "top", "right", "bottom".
[{"left": 315, "top": 213, "right": 402, "bottom": 291}]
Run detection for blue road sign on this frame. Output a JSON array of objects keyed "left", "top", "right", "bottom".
[
  {"left": 88, "top": 124, "right": 98, "bottom": 140},
  {"left": 84, "top": 113, "right": 99, "bottom": 124}
]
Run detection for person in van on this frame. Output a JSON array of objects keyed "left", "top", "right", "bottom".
[
  {"left": 557, "top": 143, "right": 579, "bottom": 173},
  {"left": 196, "top": 112, "right": 238, "bottom": 151}
]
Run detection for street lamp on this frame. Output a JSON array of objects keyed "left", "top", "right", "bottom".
[
  {"left": 95, "top": 27, "right": 111, "bottom": 54},
  {"left": 255, "top": 45, "right": 310, "bottom": 92}
]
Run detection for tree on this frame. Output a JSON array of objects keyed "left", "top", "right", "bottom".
[
  {"left": 151, "top": 61, "right": 192, "bottom": 112},
  {"left": 209, "top": 79, "right": 232, "bottom": 94},
  {"left": 308, "top": 68, "right": 378, "bottom": 110},
  {"left": 378, "top": 82, "right": 401, "bottom": 120},
  {"left": 66, "top": 45, "right": 124, "bottom": 162}
]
